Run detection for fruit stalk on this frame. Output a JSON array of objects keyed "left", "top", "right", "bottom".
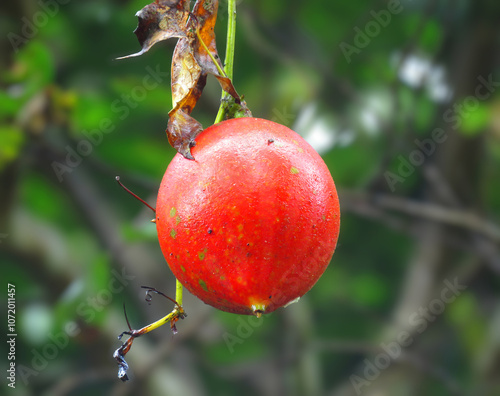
[
  {"left": 214, "top": 0, "right": 237, "bottom": 124},
  {"left": 175, "top": 278, "right": 183, "bottom": 306}
]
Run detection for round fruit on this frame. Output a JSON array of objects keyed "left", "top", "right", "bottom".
[{"left": 156, "top": 118, "right": 340, "bottom": 316}]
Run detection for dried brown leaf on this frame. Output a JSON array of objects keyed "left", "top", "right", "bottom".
[
  {"left": 170, "top": 38, "right": 204, "bottom": 113},
  {"left": 167, "top": 109, "right": 203, "bottom": 160},
  {"left": 166, "top": 37, "right": 208, "bottom": 159},
  {"left": 191, "top": 0, "right": 241, "bottom": 103},
  {"left": 191, "top": 0, "right": 221, "bottom": 75},
  {"left": 117, "top": 0, "right": 191, "bottom": 59},
  {"left": 119, "top": 0, "right": 251, "bottom": 159}
]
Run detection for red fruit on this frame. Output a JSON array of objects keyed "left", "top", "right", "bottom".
[{"left": 156, "top": 118, "right": 340, "bottom": 316}]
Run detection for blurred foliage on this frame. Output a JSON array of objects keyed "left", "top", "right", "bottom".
[{"left": 1, "top": 1, "right": 500, "bottom": 396}]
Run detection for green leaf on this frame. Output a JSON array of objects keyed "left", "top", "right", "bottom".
[
  {"left": 121, "top": 222, "right": 157, "bottom": 242},
  {"left": 98, "top": 136, "right": 174, "bottom": 178},
  {"left": 350, "top": 273, "right": 388, "bottom": 307},
  {"left": 447, "top": 292, "right": 487, "bottom": 356},
  {"left": 419, "top": 19, "right": 442, "bottom": 53},
  {"left": 0, "top": 126, "right": 25, "bottom": 170},
  {"left": 0, "top": 90, "right": 23, "bottom": 118},
  {"left": 414, "top": 97, "right": 436, "bottom": 132},
  {"left": 459, "top": 102, "right": 491, "bottom": 136},
  {"left": 7, "top": 40, "right": 55, "bottom": 93},
  {"left": 20, "top": 173, "right": 75, "bottom": 230},
  {"left": 71, "top": 93, "right": 113, "bottom": 133}
]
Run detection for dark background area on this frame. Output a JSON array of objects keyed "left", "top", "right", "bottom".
[{"left": 1, "top": 0, "right": 500, "bottom": 395}]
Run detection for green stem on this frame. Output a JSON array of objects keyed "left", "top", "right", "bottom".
[
  {"left": 214, "top": 0, "right": 237, "bottom": 124},
  {"left": 222, "top": 0, "right": 236, "bottom": 82},
  {"left": 175, "top": 278, "right": 183, "bottom": 307}
]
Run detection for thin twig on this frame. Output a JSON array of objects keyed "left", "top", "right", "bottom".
[
  {"left": 374, "top": 194, "right": 500, "bottom": 243},
  {"left": 115, "top": 176, "right": 156, "bottom": 213},
  {"left": 340, "top": 190, "right": 500, "bottom": 243}
]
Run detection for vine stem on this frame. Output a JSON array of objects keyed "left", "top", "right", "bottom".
[
  {"left": 175, "top": 278, "right": 183, "bottom": 307},
  {"left": 113, "top": 286, "right": 186, "bottom": 380},
  {"left": 214, "top": 0, "right": 237, "bottom": 124}
]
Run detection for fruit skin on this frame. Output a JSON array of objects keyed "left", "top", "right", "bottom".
[{"left": 156, "top": 118, "right": 340, "bottom": 315}]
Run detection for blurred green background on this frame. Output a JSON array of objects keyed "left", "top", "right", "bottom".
[{"left": 1, "top": 0, "right": 500, "bottom": 395}]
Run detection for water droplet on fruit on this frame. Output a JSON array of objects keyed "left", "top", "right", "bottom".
[{"left": 284, "top": 297, "right": 300, "bottom": 308}]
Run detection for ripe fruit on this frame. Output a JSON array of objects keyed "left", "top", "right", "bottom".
[{"left": 156, "top": 118, "right": 340, "bottom": 316}]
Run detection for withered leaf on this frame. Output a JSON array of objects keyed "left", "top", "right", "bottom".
[
  {"left": 170, "top": 37, "right": 204, "bottom": 113},
  {"left": 191, "top": 0, "right": 241, "bottom": 103},
  {"left": 117, "top": 0, "right": 191, "bottom": 59},
  {"left": 191, "top": 0, "right": 221, "bottom": 76},
  {"left": 119, "top": 0, "right": 251, "bottom": 159},
  {"left": 167, "top": 109, "right": 203, "bottom": 160},
  {"left": 166, "top": 37, "right": 208, "bottom": 159}
]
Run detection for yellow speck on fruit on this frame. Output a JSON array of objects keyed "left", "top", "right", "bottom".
[
  {"left": 292, "top": 141, "right": 303, "bottom": 152},
  {"left": 180, "top": 265, "right": 186, "bottom": 272},
  {"left": 198, "top": 248, "right": 207, "bottom": 260},
  {"left": 170, "top": 229, "right": 177, "bottom": 239},
  {"left": 290, "top": 167, "right": 299, "bottom": 174},
  {"left": 176, "top": 215, "right": 181, "bottom": 226},
  {"left": 198, "top": 279, "right": 208, "bottom": 292},
  {"left": 170, "top": 207, "right": 176, "bottom": 217},
  {"left": 237, "top": 224, "right": 244, "bottom": 232}
]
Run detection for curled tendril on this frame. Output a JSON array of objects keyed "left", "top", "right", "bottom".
[{"left": 113, "top": 287, "right": 186, "bottom": 381}]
